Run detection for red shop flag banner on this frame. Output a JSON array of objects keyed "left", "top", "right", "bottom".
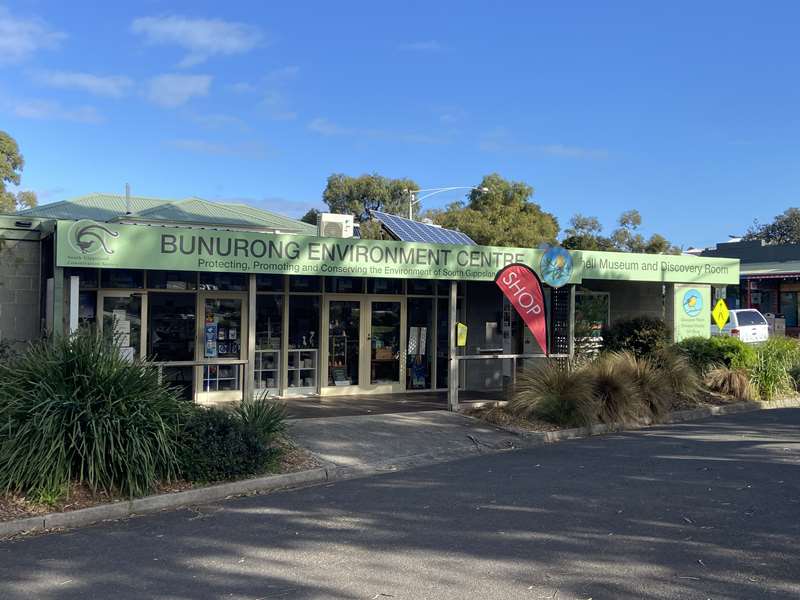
[{"left": 495, "top": 263, "right": 548, "bottom": 354}]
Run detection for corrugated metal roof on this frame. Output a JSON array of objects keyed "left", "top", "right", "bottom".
[
  {"left": 740, "top": 261, "right": 800, "bottom": 277},
  {"left": 16, "top": 194, "right": 172, "bottom": 220},
  {"left": 219, "top": 203, "right": 317, "bottom": 233},
  {"left": 16, "top": 193, "right": 316, "bottom": 234}
]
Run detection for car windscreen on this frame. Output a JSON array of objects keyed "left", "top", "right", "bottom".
[{"left": 736, "top": 311, "right": 767, "bottom": 326}]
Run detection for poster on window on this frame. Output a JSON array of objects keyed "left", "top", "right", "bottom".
[{"left": 204, "top": 324, "right": 218, "bottom": 358}]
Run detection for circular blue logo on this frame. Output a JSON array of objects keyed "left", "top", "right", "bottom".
[
  {"left": 683, "top": 289, "right": 703, "bottom": 317},
  {"left": 540, "top": 246, "right": 573, "bottom": 288}
]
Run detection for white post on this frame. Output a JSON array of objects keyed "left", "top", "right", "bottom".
[
  {"left": 408, "top": 191, "right": 415, "bottom": 220},
  {"left": 68, "top": 276, "right": 80, "bottom": 334},
  {"left": 246, "top": 274, "right": 257, "bottom": 400},
  {"left": 447, "top": 280, "right": 458, "bottom": 411}
]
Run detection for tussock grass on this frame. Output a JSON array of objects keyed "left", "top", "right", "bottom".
[{"left": 0, "top": 329, "right": 186, "bottom": 499}]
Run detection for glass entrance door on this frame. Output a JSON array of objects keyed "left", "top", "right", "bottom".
[
  {"left": 99, "top": 291, "right": 146, "bottom": 361},
  {"left": 197, "top": 294, "right": 247, "bottom": 403},
  {"left": 327, "top": 299, "right": 361, "bottom": 387},
  {"left": 322, "top": 295, "right": 406, "bottom": 395},
  {"left": 369, "top": 300, "right": 402, "bottom": 386}
]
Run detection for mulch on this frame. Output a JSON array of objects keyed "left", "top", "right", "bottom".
[{"left": 0, "top": 435, "right": 321, "bottom": 523}]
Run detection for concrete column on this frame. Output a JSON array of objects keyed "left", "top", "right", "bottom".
[{"left": 447, "top": 280, "right": 458, "bottom": 411}]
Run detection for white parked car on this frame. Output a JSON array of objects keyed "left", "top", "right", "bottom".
[{"left": 711, "top": 309, "right": 769, "bottom": 343}]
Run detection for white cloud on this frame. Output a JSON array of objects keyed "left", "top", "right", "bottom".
[
  {"left": 12, "top": 99, "right": 103, "bottom": 123},
  {"left": 167, "top": 138, "right": 267, "bottom": 159},
  {"left": 307, "top": 117, "right": 444, "bottom": 145},
  {"left": 131, "top": 15, "right": 262, "bottom": 67},
  {"left": 229, "top": 81, "right": 256, "bottom": 94},
  {"left": 147, "top": 74, "right": 211, "bottom": 108},
  {"left": 308, "top": 117, "right": 352, "bottom": 136},
  {"left": 190, "top": 113, "right": 249, "bottom": 131},
  {"left": 261, "top": 90, "right": 297, "bottom": 121},
  {"left": 0, "top": 6, "right": 65, "bottom": 65},
  {"left": 397, "top": 40, "right": 443, "bottom": 52},
  {"left": 479, "top": 128, "right": 608, "bottom": 159},
  {"left": 265, "top": 65, "right": 300, "bottom": 81},
  {"left": 32, "top": 70, "right": 133, "bottom": 98}
]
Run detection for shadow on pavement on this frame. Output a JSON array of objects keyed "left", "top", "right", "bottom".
[{"left": 1, "top": 409, "right": 799, "bottom": 599}]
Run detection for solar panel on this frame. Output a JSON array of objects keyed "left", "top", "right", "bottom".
[{"left": 371, "top": 210, "right": 477, "bottom": 245}]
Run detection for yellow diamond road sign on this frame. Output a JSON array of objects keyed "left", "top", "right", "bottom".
[{"left": 712, "top": 299, "right": 729, "bottom": 331}]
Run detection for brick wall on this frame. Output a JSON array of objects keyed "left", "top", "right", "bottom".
[{"left": 0, "top": 235, "right": 41, "bottom": 349}]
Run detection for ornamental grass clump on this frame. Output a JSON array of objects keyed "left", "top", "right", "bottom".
[
  {"left": 0, "top": 329, "right": 186, "bottom": 500},
  {"left": 655, "top": 347, "right": 703, "bottom": 402},
  {"left": 510, "top": 350, "right": 692, "bottom": 429},
  {"left": 586, "top": 352, "right": 648, "bottom": 426},
  {"left": 705, "top": 366, "right": 757, "bottom": 401},
  {"left": 508, "top": 361, "right": 596, "bottom": 428},
  {"left": 749, "top": 337, "right": 800, "bottom": 401}
]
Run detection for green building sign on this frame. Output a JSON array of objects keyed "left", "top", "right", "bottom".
[{"left": 56, "top": 220, "right": 740, "bottom": 285}]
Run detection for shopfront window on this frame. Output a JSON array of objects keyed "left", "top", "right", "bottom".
[
  {"left": 780, "top": 293, "right": 798, "bottom": 327},
  {"left": 202, "top": 298, "right": 243, "bottom": 393},
  {"left": 78, "top": 291, "right": 97, "bottom": 326},
  {"left": 289, "top": 275, "right": 322, "bottom": 292},
  {"left": 326, "top": 276, "right": 364, "bottom": 293},
  {"left": 368, "top": 278, "right": 403, "bottom": 294},
  {"left": 407, "top": 297, "right": 433, "bottom": 389},
  {"left": 148, "top": 292, "right": 196, "bottom": 361},
  {"left": 65, "top": 267, "right": 98, "bottom": 289},
  {"left": 147, "top": 270, "right": 197, "bottom": 290},
  {"left": 101, "top": 269, "right": 144, "bottom": 289},
  {"left": 407, "top": 280, "right": 434, "bottom": 295},
  {"left": 102, "top": 295, "right": 142, "bottom": 360},
  {"left": 288, "top": 295, "right": 319, "bottom": 390},
  {"left": 199, "top": 272, "right": 247, "bottom": 291},
  {"left": 435, "top": 297, "right": 462, "bottom": 389},
  {"left": 161, "top": 366, "right": 194, "bottom": 401},
  {"left": 254, "top": 295, "right": 283, "bottom": 391},
  {"left": 256, "top": 274, "right": 285, "bottom": 292}
]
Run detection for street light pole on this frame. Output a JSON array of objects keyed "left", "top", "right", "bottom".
[{"left": 404, "top": 186, "right": 489, "bottom": 221}]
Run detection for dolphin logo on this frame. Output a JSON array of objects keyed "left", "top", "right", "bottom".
[{"left": 68, "top": 220, "right": 120, "bottom": 255}]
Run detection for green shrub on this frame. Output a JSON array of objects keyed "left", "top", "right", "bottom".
[
  {"left": 508, "top": 361, "right": 596, "bottom": 427},
  {"left": 705, "top": 367, "right": 757, "bottom": 401},
  {"left": 177, "top": 399, "right": 283, "bottom": 483},
  {"left": 0, "top": 329, "right": 185, "bottom": 499},
  {"left": 603, "top": 317, "right": 669, "bottom": 358},
  {"left": 676, "top": 336, "right": 757, "bottom": 373},
  {"left": 750, "top": 337, "right": 800, "bottom": 401}
]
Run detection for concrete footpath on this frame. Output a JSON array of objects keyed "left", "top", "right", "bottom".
[
  {"left": 287, "top": 410, "right": 520, "bottom": 476},
  {"left": 3, "top": 408, "right": 800, "bottom": 599}
]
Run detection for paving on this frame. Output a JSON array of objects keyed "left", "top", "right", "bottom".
[
  {"left": 2, "top": 409, "right": 800, "bottom": 599},
  {"left": 287, "top": 409, "right": 519, "bottom": 470},
  {"left": 283, "top": 390, "right": 505, "bottom": 419}
]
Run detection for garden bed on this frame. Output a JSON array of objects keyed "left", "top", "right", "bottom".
[
  {"left": 0, "top": 437, "right": 319, "bottom": 523},
  {"left": 468, "top": 392, "right": 799, "bottom": 433}
]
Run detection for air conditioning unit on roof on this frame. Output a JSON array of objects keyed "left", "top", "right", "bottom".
[{"left": 317, "top": 213, "right": 354, "bottom": 238}]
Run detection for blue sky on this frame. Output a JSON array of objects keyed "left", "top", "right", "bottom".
[{"left": 1, "top": 1, "right": 799, "bottom": 248}]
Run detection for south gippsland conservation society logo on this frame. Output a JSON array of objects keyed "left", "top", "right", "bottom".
[
  {"left": 539, "top": 246, "right": 573, "bottom": 288},
  {"left": 68, "top": 220, "right": 120, "bottom": 255},
  {"left": 682, "top": 288, "right": 703, "bottom": 317}
]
